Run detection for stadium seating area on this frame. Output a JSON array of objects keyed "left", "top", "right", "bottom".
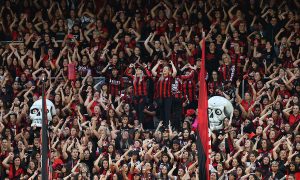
[{"left": 0, "top": 0, "right": 299, "bottom": 179}]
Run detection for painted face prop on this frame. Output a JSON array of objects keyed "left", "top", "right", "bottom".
[
  {"left": 30, "top": 99, "right": 56, "bottom": 127},
  {"left": 208, "top": 96, "right": 233, "bottom": 130}
]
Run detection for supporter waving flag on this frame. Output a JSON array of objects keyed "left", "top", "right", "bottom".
[{"left": 197, "top": 32, "right": 210, "bottom": 180}]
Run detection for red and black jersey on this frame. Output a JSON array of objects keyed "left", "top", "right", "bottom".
[
  {"left": 181, "top": 71, "right": 196, "bottom": 102},
  {"left": 107, "top": 75, "right": 123, "bottom": 97},
  {"left": 126, "top": 68, "right": 151, "bottom": 97},
  {"left": 155, "top": 75, "right": 173, "bottom": 99},
  {"left": 228, "top": 49, "right": 245, "bottom": 64},
  {"left": 229, "top": 39, "right": 246, "bottom": 52},
  {"left": 133, "top": 76, "right": 148, "bottom": 96},
  {"left": 170, "top": 51, "right": 186, "bottom": 68},
  {"left": 207, "top": 80, "right": 223, "bottom": 96}
]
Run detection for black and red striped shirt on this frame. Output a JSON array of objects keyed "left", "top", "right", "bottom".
[
  {"left": 207, "top": 80, "right": 223, "bottom": 96},
  {"left": 155, "top": 75, "right": 173, "bottom": 99},
  {"left": 108, "top": 75, "right": 123, "bottom": 97},
  {"left": 182, "top": 71, "right": 196, "bottom": 102},
  {"left": 126, "top": 68, "right": 151, "bottom": 97},
  {"left": 173, "top": 71, "right": 195, "bottom": 99},
  {"left": 133, "top": 76, "right": 148, "bottom": 96}
]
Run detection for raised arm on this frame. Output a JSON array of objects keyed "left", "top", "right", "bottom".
[
  {"left": 151, "top": 2, "right": 162, "bottom": 18},
  {"left": 151, "top": 60, "right": 161, "bottom": 77},
  {"left": 207, "top": 7, "right": 214, "bottom": 22},
  {"left": 282, "top": 106, "right": 293, "bottom": 119},
  {"left": 275, "top": 28, "right": 285, "bottom": 45},
  {"left": 84, "top": 26, "right": 96, "bottom": 42},
  {"left": 168, "top": 163, "right": 177, "bottom": 180},
  {"left": 228, "top": 4, "right": 238, "bottom": 20},
  {"left": 144, "top": 33, "right": 154, "bottom": 55},
  {"left": 113, "top": 29, "right": 123, "bottom": 43},
  {"left": 222, "top": 36, "right": 229, "bottom": 54},
  {"left": 170, "top": 60, "right": 177, "bottom": 77},
  {"left": 130, "top": 28, "right": 141, "bottom": 42}
]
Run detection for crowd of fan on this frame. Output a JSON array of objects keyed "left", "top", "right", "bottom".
[{"left": 0, "top": 0, "right": 299, "bottom": 179}]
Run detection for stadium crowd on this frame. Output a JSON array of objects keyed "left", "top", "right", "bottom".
[{"left": 0, "top": 0, "right": 299, "bottom": 179}]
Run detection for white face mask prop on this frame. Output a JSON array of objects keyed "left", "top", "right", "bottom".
[
  {"left": 208, "top": 96, "right": 233, "bottom": 131},
  {"left": 30, "top": 99, "right": 56, "bottom": 127}
]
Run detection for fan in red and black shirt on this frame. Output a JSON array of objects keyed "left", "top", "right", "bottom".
[
  {"left": 2, "top": 153, "right": 24, "bottom": 180},
  {"left": 207, "top": 70, "right": 223, "bottom": 97},
  {"left": 204, "top": 41, "right": 220, "bottom": 76},
  {"left": 152, "top": 60, "right": 177, "bottom": 125},
  {"left": 170, "top": 42, "right": 187, "bottom": 69},
  {"left": 125, "top": 63, "right": 151, "bottom": 123},
  {"left": 223, "top": 36, "right": 245, "bottom": 76},
  {"left": 171, "top": 67, "right": 195, "bottom": 129},
  {"left": 106, "top": 68, "right": 124, "bottom": 101},
  {"left": 218, "top": 54, "right": 236, "bottom": 82}
]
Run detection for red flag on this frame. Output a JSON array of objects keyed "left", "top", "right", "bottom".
[{"left": 197, "top": 32, "right": 210, "bottom": 180}]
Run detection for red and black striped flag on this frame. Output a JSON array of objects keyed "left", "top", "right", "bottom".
[
  {"left": 197, "top": 32, "right": 210, "bottom": 180},
  {"left": 41, "top": 80, "right": 50, "bottom": 180}
]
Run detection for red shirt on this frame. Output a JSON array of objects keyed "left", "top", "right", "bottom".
[
  {"left": 8, "top": 164, "right": 24, "bottom": 179},
  {"left": 241, "top": 99, "right": 254, "bottom": 112},
  {"left": 288, "top": 114, "right": 300, "bottom": 126}
]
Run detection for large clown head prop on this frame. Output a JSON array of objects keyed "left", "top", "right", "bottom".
[
  {"left": 30, "top": 99, "right": 56, "bottom": 127},
  {"left": 208, "top": 96, "right": 233, "bottom": 131}
]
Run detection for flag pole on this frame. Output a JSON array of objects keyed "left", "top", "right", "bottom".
[{"left": 41, "top": 77, "right": 49, "bottom": 180}]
